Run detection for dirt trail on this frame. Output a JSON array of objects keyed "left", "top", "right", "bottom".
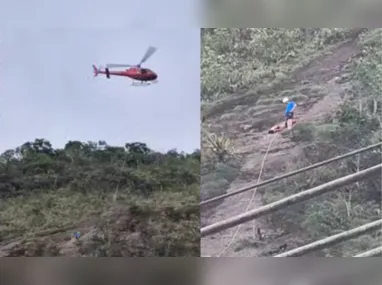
[{"left": 201, "top": 38, "right": 360, "bottom": 257}]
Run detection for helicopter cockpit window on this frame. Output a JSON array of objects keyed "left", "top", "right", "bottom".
[{"left": 141, "top": 68, "right": 148, "bottom": 74}]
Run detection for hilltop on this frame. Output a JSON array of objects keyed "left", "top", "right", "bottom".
[
  {"left": 0, "top": 139, "right": 200, "bottom": 256},
  {"left": 201, "top": 28, "right": 381, "bottom": 257}
]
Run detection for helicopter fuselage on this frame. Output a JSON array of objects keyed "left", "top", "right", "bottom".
[{"left": 99, "top": 67, "right": 157, "bottom": 81}]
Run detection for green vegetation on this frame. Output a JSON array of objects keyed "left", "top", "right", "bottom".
[
  {"left": 201, "top": 129, "right": 240, "bottom": 202},
  {"left": 201, "top": 28, "right": 353, "bottom": 204},
  {"left": 0, "top": 139, "right": 200, "bottom": 256},
  {"left": 202, "top": 28, "right": 356, "bottom": 102},
  {"left": 269, "top": 29, "right": 382, "bottom": 256},
  {"left": 201, "top": 28, "right": 381, "bottom": 256}
]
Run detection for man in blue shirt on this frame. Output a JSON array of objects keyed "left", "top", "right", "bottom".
[
  {"left": 73, "top": 231, "right": 81, "bottom": 240},
  {"left": 283, "top": 97, "right": 296, "bottom": 129}
]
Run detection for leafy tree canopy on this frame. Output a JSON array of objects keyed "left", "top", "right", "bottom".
[{"left": 0, "top": 139, "right": 200, "bottom": 257}]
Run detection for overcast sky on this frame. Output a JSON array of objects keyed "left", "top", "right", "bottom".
[
  {"left": 0, "top": 28, "right": 200, "bottom": 153},
  {"left": 0, "top": 0, "right": 200, "bottom": 28}
]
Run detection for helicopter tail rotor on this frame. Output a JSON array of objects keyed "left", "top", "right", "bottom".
[{"left": 92, "top": 65, "right": 99, "bottom": 77}]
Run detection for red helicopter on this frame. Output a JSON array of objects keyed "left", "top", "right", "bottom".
[{"left": 93, "top": 46, "right": 158, "bottom": 86}]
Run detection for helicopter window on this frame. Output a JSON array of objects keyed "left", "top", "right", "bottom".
[{"left": 141, "top": 68, "right": 148, "bottom": 74}]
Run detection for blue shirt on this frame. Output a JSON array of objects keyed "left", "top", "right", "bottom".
[{"left": 285, "top": 101, "right": 296, "bottom": 114}]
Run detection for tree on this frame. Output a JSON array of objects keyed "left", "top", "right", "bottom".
[{"left": 0, "top": 139, "right": 200, "bottom": 257}]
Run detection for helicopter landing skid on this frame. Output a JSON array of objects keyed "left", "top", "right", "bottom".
[{"left": 131, "top": 80, "right": 158, "bottom": 87}]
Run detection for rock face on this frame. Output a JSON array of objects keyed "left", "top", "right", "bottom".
[{"left": 201, "top": 37, "right": 361, "bottom": 257}]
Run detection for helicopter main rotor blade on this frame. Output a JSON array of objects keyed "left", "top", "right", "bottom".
[
  {"left": 138, "top": 46, "right": 157, "bottom": 66},
  {"left": 106, "top": 63, "right": 135, "bottom": 68}
]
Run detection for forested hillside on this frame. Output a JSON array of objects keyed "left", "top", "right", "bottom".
[
  {"left": 0, "top": 139, "right": 200, "bottom": 256},
  {"left": 201, "top": 28, "right": 381, "bottom": 257},
  {"left": 201, "top": 28, "right": 367, "bottom": 102}
]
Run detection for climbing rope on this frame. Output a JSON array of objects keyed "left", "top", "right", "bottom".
[{"left": 216, "top": 133, "right": 279, "bottom": 257}]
